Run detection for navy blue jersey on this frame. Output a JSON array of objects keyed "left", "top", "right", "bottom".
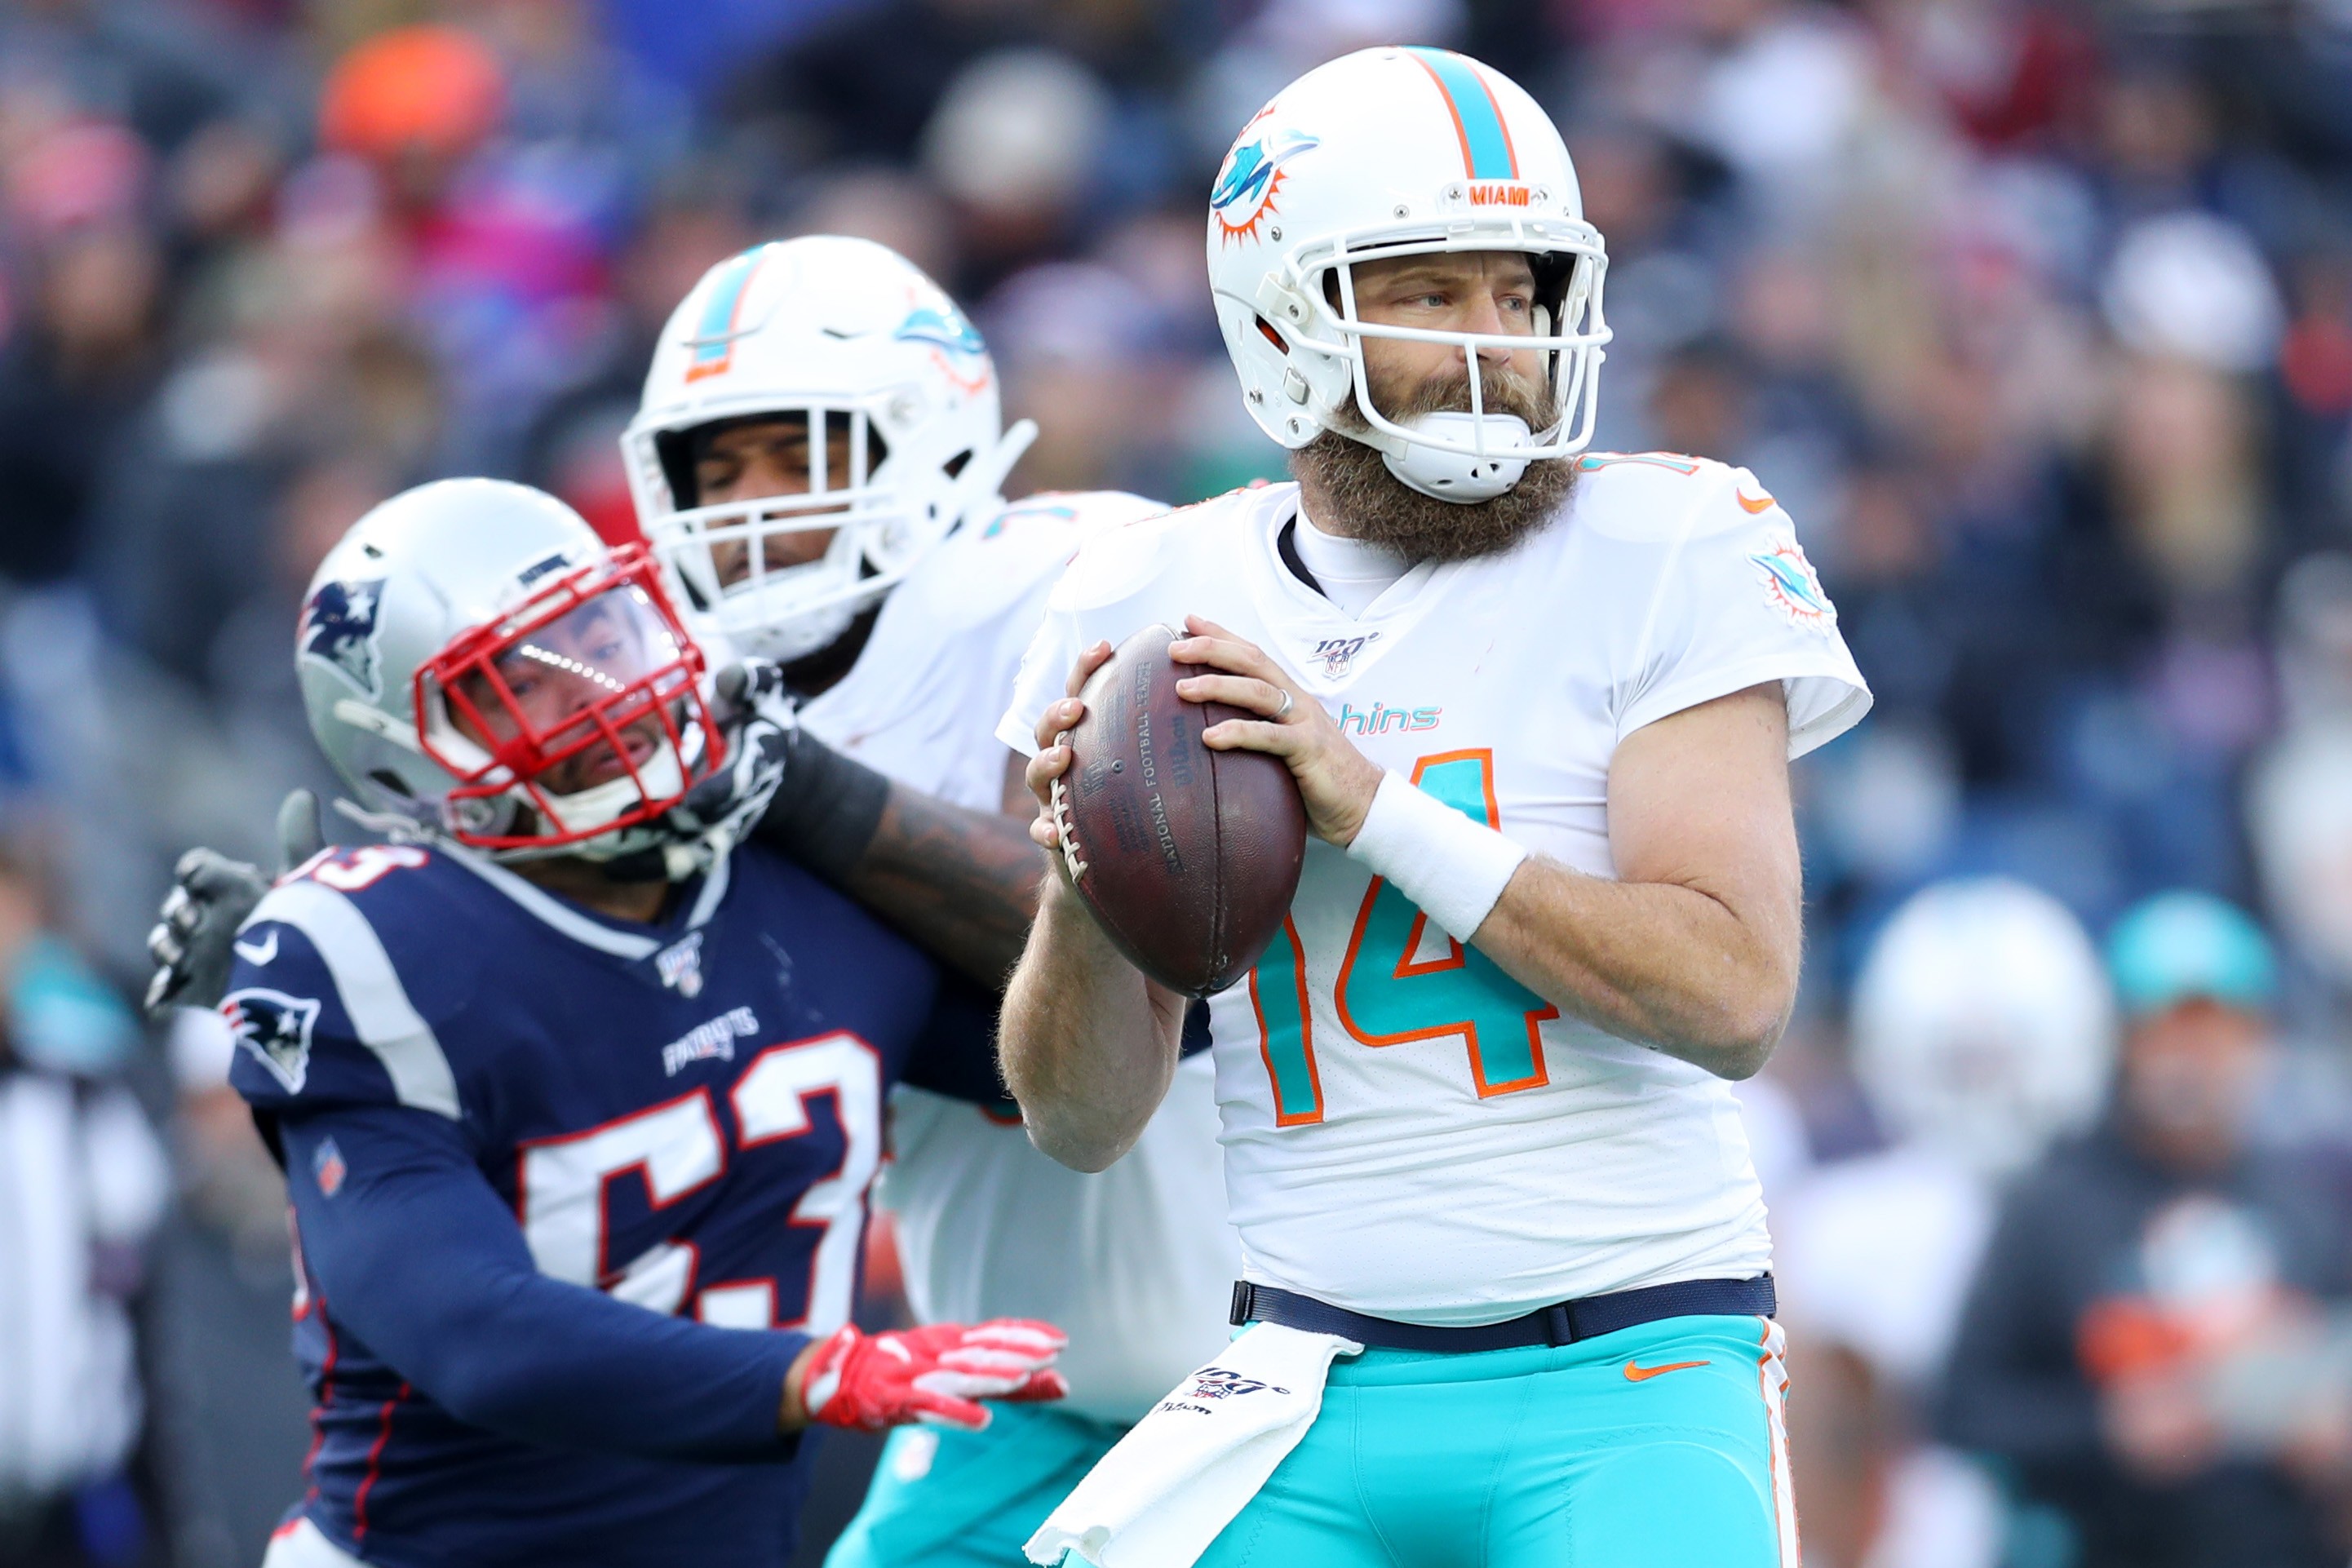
[{"left": 224, "top": 839, "right": 946, "bottom": 1568}]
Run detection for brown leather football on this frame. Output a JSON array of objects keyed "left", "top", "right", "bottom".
[{"left": 1050, "top": 623, "right": 1307, "bottom": 998}]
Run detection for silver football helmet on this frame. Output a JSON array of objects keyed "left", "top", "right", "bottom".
[{"left": 295, "top": 478, "right": 721, "bottom": 861}]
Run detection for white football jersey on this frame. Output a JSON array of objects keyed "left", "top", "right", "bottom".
[
  {"left": 800, "top": 489, "right": 1246, "bottom": 1423},
  {"left": 999, "top": 458, "right": 1871, "bottom": 1326}
]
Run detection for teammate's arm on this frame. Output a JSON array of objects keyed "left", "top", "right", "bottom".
[
  {"left": 751, "top": 730, "right": 1039, "bottom": 990},
  {"left": 838, "top": 783, "right": 1041, "bottom": 988},
  {"left": 1166, "top": 617, "right": 1802, "bottom": 1080},
  {"left": 999, "top": 640, "right": 1191, "bottom": 1170}
]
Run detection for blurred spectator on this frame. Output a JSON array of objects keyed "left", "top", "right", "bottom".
[
  {"left": 143, "top": 1008, "right": 309, "bottom": 1568},
  {"left": 722, "top": 0, "right": 1046, "bottom": 181},
  {"left": 984, "top": 258, "right": 1172, "bottom": 495},
  {"left": 1940, "top": 893, "right": 2352, "bottom": 1568},
  {"left": 919, "top": 47, "right": 1112, "bottom": 285},
  {"left": 2250, "top": 554, "right": 2352, "bottom": 1017},
  {"left": 1780, "top": 879, "right": 2114, "bottom": 1568},
  {"left": 0, "top": 835, "right": 168, "bottom": 1568},
  {"left": 0, "top": 118, "right": 164, "bottom": 585}
]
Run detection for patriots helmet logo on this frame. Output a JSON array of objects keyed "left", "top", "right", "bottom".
[
  {"left": 894, "top": 302, "right": 986, "bottom": 360},
  {"left": 301, "top": 577, "right": 388, "bottom": 697},
  {"left": 223, "top": 986, "right": 322, "bottom": 1095},
  {"left": 1211, "top": 129, "right": 1319, "bottom": 245}
]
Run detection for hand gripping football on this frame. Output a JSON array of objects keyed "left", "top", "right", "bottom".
[{"left": 1050, "top": 624, "right": 1307, "bottom": 997}]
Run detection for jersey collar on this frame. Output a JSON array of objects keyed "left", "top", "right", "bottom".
[{"left": 438, "top": 840, "right": 733, "bottom": 960}]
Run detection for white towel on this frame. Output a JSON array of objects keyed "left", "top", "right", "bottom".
[{"left": 1024, "top": 1322, "right": 1360, "bottom": 1567}]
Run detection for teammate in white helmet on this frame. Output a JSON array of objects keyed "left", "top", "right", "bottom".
[
  {"left": 1000, "top": 47, "right": 1871, "bottom": 1565},
  {"left": 1777, "top": 879, "right": 2115, "bottom": 1568},
  {"left": 621, "top": 234, "right": 1241, "bottom": 1567}
]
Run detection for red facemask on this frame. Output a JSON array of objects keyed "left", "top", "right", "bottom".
[{"left": 415, "top": 544, "right": 723, "bottom": 850}]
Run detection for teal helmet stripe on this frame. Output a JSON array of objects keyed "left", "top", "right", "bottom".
[
  {"left": 1405, "top": 47, "right": 1519, "bottom": 182},
  {"left": 688, "top": 248, "right": 764, "bottom": 373}
]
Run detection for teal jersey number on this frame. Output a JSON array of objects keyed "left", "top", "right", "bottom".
[{"left": 1247, "top": 751, "right": 1557, "bottom": 1118}]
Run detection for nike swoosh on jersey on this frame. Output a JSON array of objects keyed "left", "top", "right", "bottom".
[
  {"left": 1735, "top": 490, "right": 1776, "bottom": 514},
  {"left": 1623, "top": 1358, "right": 1711, "bottom": 1382},
  {"left": 233, "top": 931, "right": 279, "bottom": 967}
]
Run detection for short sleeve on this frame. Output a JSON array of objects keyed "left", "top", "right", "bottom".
[
  {"left": 1613, "top": 468, "right": 1871, "bottom": 759},
  {"left": 995, "top": 596, "right": 1087, "bottom": 760},
  {"left": 224, "top": 879, "right": 465, "bottom": 1123}
]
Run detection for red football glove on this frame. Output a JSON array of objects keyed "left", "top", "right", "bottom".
[{"left": 800, "top": 1319, "right": 1070, "bottom": 1432}]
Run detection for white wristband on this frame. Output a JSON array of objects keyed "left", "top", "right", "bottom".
[{"left": 1344, "top": 772, "right": 1529, "bottom": 941}]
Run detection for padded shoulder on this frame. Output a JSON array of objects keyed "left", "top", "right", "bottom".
[
  {"left": 1568, "top": 453, "right": 1756, "bottom": 545},
  {"left": 224, "top": 846, "right": 488, "bottom": 1120},
  {"left": 918, "top": 490, "right": 1175, "bottom": 623},
  {"left": 1044, "top": 483, "right": 1277, "bottom": 612},
  {"left": 982, "top": 489, "right": 1167, "bottom": 543}
]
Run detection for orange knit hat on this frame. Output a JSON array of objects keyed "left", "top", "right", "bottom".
[{"left": 320, "top": 25, "right": 505, "bottom": 162}]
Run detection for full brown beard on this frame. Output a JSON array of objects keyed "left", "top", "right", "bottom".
[{"left": 1290, "top": 364, "right": 1580, "bottom": 565}]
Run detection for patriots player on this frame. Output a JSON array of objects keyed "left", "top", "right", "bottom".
[
  {"left": 224, "top": 477, "right": 1065, "bottom": 1568},
  {"left": 1001, "top": 47, "right": 1870, "bottom": 1566}
]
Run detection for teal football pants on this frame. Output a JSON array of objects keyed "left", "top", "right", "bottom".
[
  {"left": 826, "top": 1401, "right": 1127, "bottom": 1568},
  {"left": 1189, "top": 1314, "right": 1796, "bottom": 1568}
]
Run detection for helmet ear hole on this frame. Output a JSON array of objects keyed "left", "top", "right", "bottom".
[
  {"left": 944, "top": 448, "right": 973, "bottom": 478},
  {"left": 369, "top": 769, "right": 413, "bottom": 798},
  {"left": 1255, "top": 317, "right": 1289, "bottom": 354}
]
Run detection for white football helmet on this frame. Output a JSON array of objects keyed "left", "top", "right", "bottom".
[
  {"left": 297, "top": 478, "right": 720, "bottom": 862},
  {"left": 1205, "top": 47, "right": 1610, "bottom": 502},
  {"left": 1850, "top": 879, "right": 2117, "bottom": 1178},
  {"left": 625, "top": 237, "right": 1036, "bottom": 665}
]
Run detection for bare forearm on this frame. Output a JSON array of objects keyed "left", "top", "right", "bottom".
[
  {"left": 999, "top": 878, "right": 1180, "bottom": 1171},
  {"left": 838, "top": 786, "right": 1041, "bottom": 989},
  {"left": 1473, "top": 859, "right": 1797, "bottom": 1079}
]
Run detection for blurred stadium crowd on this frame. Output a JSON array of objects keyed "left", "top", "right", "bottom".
[{"left": 4, "top": 0, "right": 2352, "bottom": 1564}]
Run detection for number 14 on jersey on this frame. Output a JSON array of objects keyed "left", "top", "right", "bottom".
[{"left": 1249, "top": 750, "right": 1557, "bottom": 1123}]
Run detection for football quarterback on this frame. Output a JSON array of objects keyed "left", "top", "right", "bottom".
[{"left": 1002, "top": 47, "right": 1870, "bottom": 1566}]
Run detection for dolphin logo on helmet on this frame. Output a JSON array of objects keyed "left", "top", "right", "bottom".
[
  {"left": 1211, "top": 129, "right": 1319, "bottom": 246},
  {"left": 893, "top": 303, "right": 986, "bottom": 360},
  {"left": 1203, "top": 49, "right": 1611, "bottom": 502}
]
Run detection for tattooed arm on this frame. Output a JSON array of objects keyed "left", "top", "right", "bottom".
[
  {"left": 751, "top": 733, "right": 1042, "bottom": 990},
  {"left": 831, "top": 784, "right": 1040, "bottom": 989}
]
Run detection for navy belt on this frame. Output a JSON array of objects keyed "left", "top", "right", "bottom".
[{"left": 1229, "top": 1275, "right": 1775, "bottom": 1353}]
